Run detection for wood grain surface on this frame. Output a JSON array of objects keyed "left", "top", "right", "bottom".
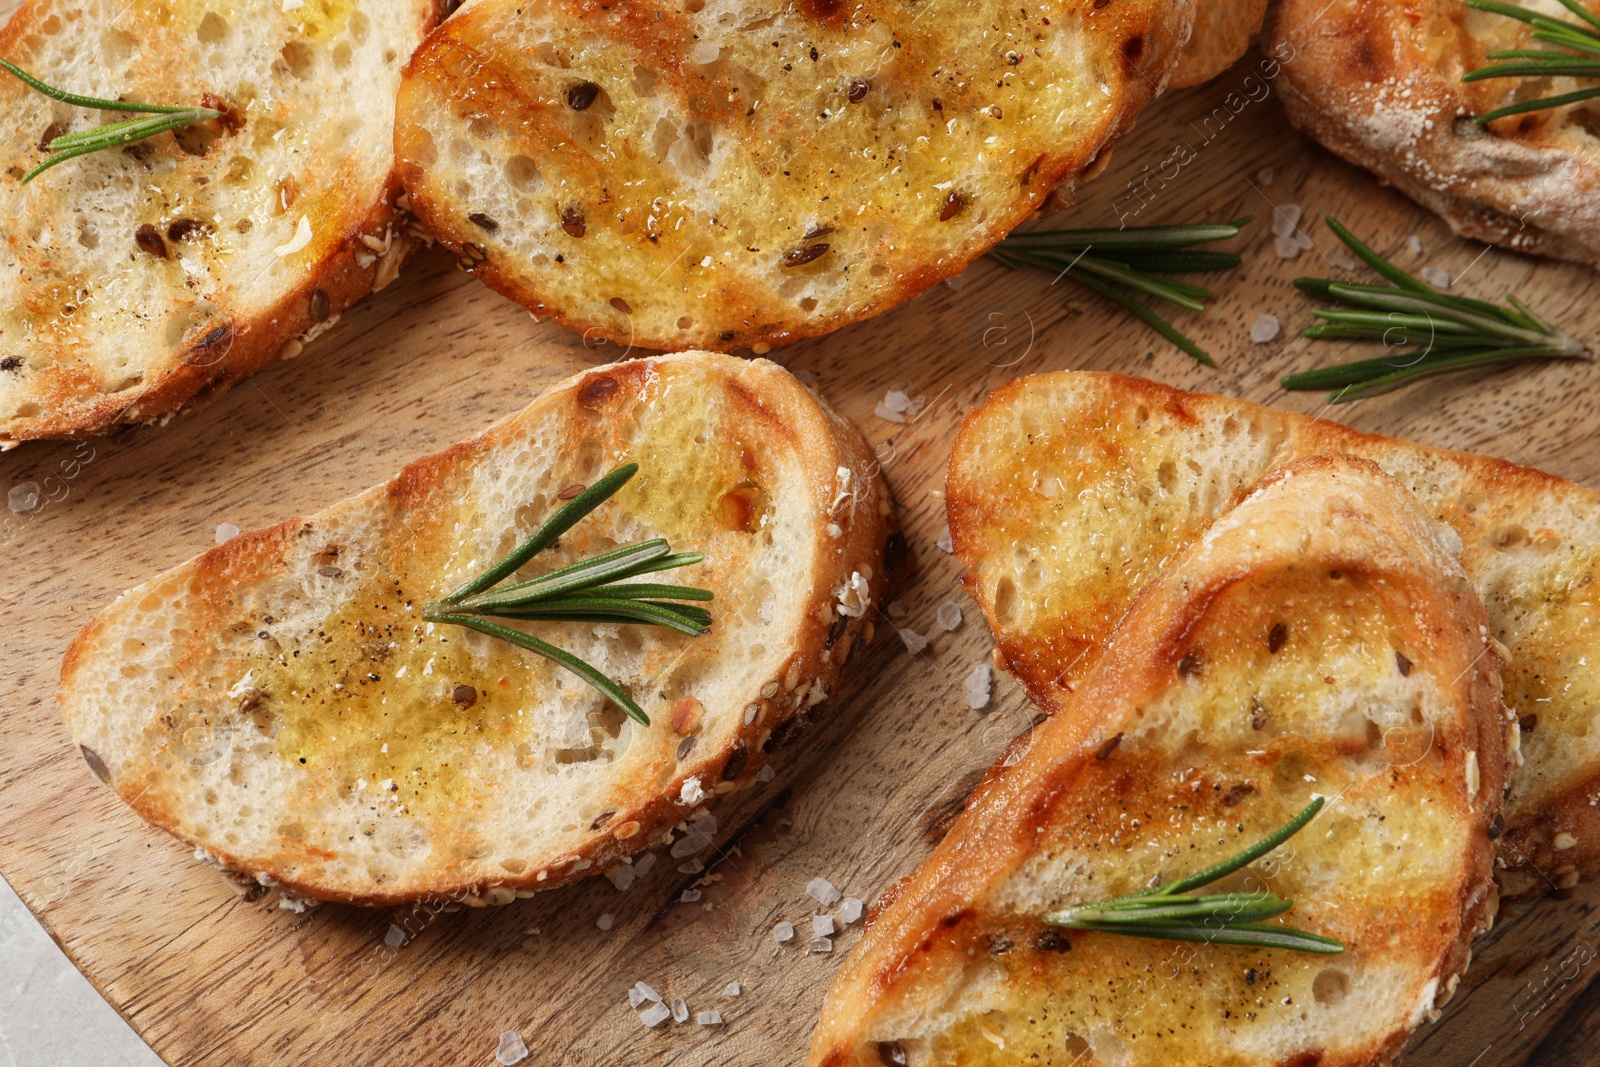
[{"left": 4, "top": 47, "right": 1600, "bottom": 1067}]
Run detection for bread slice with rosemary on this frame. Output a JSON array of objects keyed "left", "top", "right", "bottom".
[
  {"left": 0, "top": 0, "right": 439, "bottom": 444},
  {"left": 1271, "top": 0, "right": 1600, "bottom": 270},
  {"left": 60, "top": 351, "right": 896, "bottom": 908},
  {"left": 391, "top": 0, "right": 1196, "bottom": 353},
  {"left": 948, "top": 370, "right": 1600, "bottom": 901},
  {"left": 813, "top": 455, "right": 1511, "bottom": 1067}
]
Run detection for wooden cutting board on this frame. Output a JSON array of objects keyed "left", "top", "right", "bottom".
[{"left": 4, "top": 47, "right": 1600, "bottom": 1067}]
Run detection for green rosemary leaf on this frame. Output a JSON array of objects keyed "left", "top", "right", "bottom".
[
  {"left": 1284, "top": 217, "right": 1588, "bottom": 401},
  {"left": 427, "top": 613, "right": 652, "bottom": 725},
  {"left": 1475, "top": 85, "right": 1600, "bottom": 125},
  {"left": 2, "top": 60, "right": 223, "bottom": 184},
  {"left": 1312, "top": 348, "right": 1572, "bottom": 402},
  {"left": 1043, "top": 797, "right": 1342, "bottom": 955},
  {"left": 585, "top": 583, "right": 717, "bottom": 602},
  {"left": 1162, "top": 797, "right": 1327, "bottom": 896},
  {"left": 425, "top": 463, "right": 713, "bottom": 726},
  {"left": 458, "top": 537, "right": 671, "bottom": 608},
  {"left": 1464, "top": 0, "right": 1600, "bottom": 123},
  {"left": 1059, "top": 921, "right": 1347, "bottom": 954},
  {"left": 473, "top": 597, "right": 712, "bottom": 637},
  {"left": 443, "top": 463, "right": 640, "bottom": 603},
  {"left": 0, "top": 59, "right": 200, "bottom": 113},
  {"left": 990, "top": 219, "right": 1245, "bottom": 364}
]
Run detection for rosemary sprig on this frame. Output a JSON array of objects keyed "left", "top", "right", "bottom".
[
  {"left": 422, "top": 463, "right": 712, "bottom": 726},
  {"left": 1046, "top": 797, "right": 1345, "bottom": 955},
  {"left": 989, "top": 219, "right": 1249, "bottom": 366},
  {"left": 1282, "top": 217, "right": 1587, "bottom": 403},
  {"left": 1462, "top": 0, "right": 1600, "bottom": 124},
  {"left": 1, "top": 59, "right": 221, "bottom": 184}
]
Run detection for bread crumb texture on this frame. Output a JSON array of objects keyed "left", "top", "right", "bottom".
[
  {"left": 394, "top": 0, "right": 1195, "bottom": 350},
  {"left": 59, "top": 352, "right": 892, "bottom": 905},
  {"left": 0, "top": 0, "right": 437, "bottom": 440},
  {"left": 815, "top": 457, "right": 1506, "bottom": 1067},
  {"left": 949, "top": 371, "right": 1600, "bottom": 892}
]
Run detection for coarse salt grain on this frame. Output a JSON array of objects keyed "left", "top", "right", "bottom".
[
  {"left": 841, "top": 897, "right": 864, "bottom": 924},
  {"left": 628, "top": 988, "right": 646, "bottom": 1008},
  {"left": 1257, "top": 166, "right": 1276, "bottom": 185},
  {"left": 756, "top": 765, "right": 775, "bottom": 782},
  {"left": 7, "top": 483, "right": 39, "bottom": 513},
  {"left": 813, "top": 914, "right": 836, "bottom": 937},
  {"left": 597, "top": 913, "right": 614, "bottom": 931},
  {"left": 680, "top": 776, "right": 705, "bottom": 805},
  {"left": 639, "top": 1002, "right": 671, "bottom": 1028},
  {"left": 215, "top": 522, "right": 240, "bottom": 544},
  {"left": 807, "top": 877, "right": 842, "bottom": 906},
  {"left": 697, "top": 1010, "right": 725, "bottom": 1026},
  {"left": 773, "top": 921, "right": 795, "bottom": 942},
  {"left": 936, "top": 601, "right": 963, "bottom": 631},
  {"left": 1274, "top": 234, "right": 1302, "bottom": 260},
  {"left": 606, "top": 864, "right": 636, "bottom": 891},
  {"left": 635, "top": 981, "right": 662, "bottom": 1003},
  {"left": 807, "top": 937, "right": 834, "bottom": 954},
  {"left": 678, "top": 858, "right": 705, "bottom": 874},
  {"left": 681, "top": 889, "right": 703, "bottom": 904},
  {"left": 671, "top": 998, "right": 689, "bottom": 1023},
  {"left": 887, "top": 600, "right": 907, "bottom": 619},
  {"left": 1250, "top": 314, "right": 1281, "bottom": 344},
  {"left": 936, "top": 526, "right": 954, "bottom": 553},
  {"left": 964, "top": 662, "right": 993, "bottom": 710},
  {"left": 899, "top": 628, "right": 929, "bottom": 654},
  {"left": 634, "top": 852, "right": 656, "bottom": 877},
  {"left": 496, "top": 1031, "right": 529, "bottom": 1065},
  {"left": 724, "top": 982, "right": 742, "bottom": 997},
  {"left": 1271, "top": 204, "right": 1303, "bottom": 237},
  {"left": 690, "top": 41, "right": 720, "bottom": 64},
  {"left": 1407, "top": 235, "right": 1424, "bottom": 255},
  {"left": 1421, "top": 266, "right": 1450, "bottom": 289}
]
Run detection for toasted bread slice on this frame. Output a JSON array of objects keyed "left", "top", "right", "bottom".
[
  {"left": 0, "top": 0, "right": 439, "bottom": 444},
  {"left": 813, "top": 456, "right": 1511, "bottom": 1067},
  {"left": 392, "top": 0, "right": 1196, "bottom": 353},
  {"left": 1171, "top": 0, "right": 1266, "bottom": 88},
  {"left": 59, "top": 351, "right": 895, "bottom": 907},
  {"left": 1272, "top": 0, "right": 1600, "bottom": 269},
  {"left": 948, "top": 371, "right": 1599, "bottom": 900}
]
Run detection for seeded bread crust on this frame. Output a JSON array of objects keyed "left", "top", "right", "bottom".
[
  {"left": 59, "top": 351, "right": 897, "bottom": 908},
  {"left": 813, "top": 456, "right": 1510, "bottom": 1067},
  {"left": 1272, "top": 0, "right": 1600, "bottom": 270},
  {"left": 948, "top": 370, "right": 1600, "bottom": 900},
  {"left": 393, "top": 0, "right": 1196, "bottom": 353},
  {"left": 0, "top": 0, "right": 438, "bottom": 443}
]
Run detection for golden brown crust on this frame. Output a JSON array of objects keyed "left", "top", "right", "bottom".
[
  {"left": 1170, "top": 0, "right": 1267, "bottom": 88},
  {"left": 948, "top": 370, "right": 1600, "bottom": 902},
  {"left": 60, "top": 352, "right": 897, "bottom": 907},
  {"left": 394, "top": 0, "right": 1196, "bottom": 353},
  {"left": 814, "top": 455, "right": 1509, "bottom": 1067},
  {"left": 1271, "top": 0, "right": 1600, "bottom": 269},
  {"left": 0, "top": 0, "right": 439, "bottom": 443}
]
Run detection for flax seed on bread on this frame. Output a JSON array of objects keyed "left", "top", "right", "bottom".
[{"left": 59, "top": 351, "right": 896, "bottom": 907}]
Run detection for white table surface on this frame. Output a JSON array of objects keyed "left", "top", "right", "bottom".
[{"left": 0, "top": 876, "right": 165, "bottom": 1067}]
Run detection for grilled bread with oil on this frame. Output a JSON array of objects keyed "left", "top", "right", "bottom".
[
  {"left": 949, "top": 370, "right": 1599, "bottom": 900},
  {"left": 0, "top": 0, "right": 438, "bottom": 443},
  {"left": 1171, "top": 0, "right": 1266, "bottom": 88},
  {"left": 392, "top": 0, "right": 1196, "bottom": 353},
  {"left": 1273, "top": 0, "right": 1600, "bottom": 269},
  {"left": 60, "top": 351, "right": 895, "bottom": 908},
  {"left": 813, "top": 455, "right": 1511, "bottom": 1067}
]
